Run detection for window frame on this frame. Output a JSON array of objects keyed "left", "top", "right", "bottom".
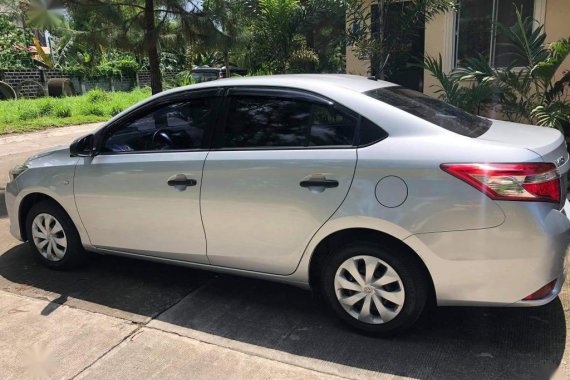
[
  {"left": 94, "top": 88, "right": 223, "bottom": 156},
  {"left": 211, "top": 86, "right": 385, "bottom": 151},
  {"left": 446, "top": 0, "right": 546, "bottom": 70}
]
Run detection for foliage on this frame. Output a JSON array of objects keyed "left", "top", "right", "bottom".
[
  {"left": 248, "top": 0, "right": 319, "bottom": 73},
  {"left": 67, "top": 0, "right": 217, "bottom": 94},
  {"left": 0, "top": 87, "right": 150, "bottom": 134},
  {"left": 424, "top": 9, "right": 570, "bottom": 131},
  {"left": 347, "top": 0, "right": 456, "bottom": 79},
  {"left": 95, "top": 51, "right": 140, "bottom": 78},
  {"left": 0, "top": 16, "right": 35, "bottom": 69},
  {"left": 299, "top": 0, "right": 348, "bottom": 73}
]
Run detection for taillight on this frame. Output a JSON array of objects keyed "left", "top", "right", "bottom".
[
  {"left": 440, "top": 163, "right": 560, "bottom": 203},
  {"left": 523, "top": 280, "right": 557, "bottom": 300}
]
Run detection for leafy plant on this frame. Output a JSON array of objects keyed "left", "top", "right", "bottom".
[
  {"left": 85, "top": 88, "right": 111, "bottom": 103},
  {"left": 96, "top": 51, "right": 140, "bottom": 78},
  {"left": 53, "top": 103, "right": 72, "bottom": 118},
  {"left": 424, "top": 9, "right": 570, "bottom": 131},
  {"left": 0, "top": 16, "right": 35, "bottom": 69},
  {"left": 248, "top": 0, "right": 320, "bottom": 73}
]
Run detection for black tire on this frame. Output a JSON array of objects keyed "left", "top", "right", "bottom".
[
  {"left": 25, "top": 200, "right": 88, "bottom": 269},
  {"left": 319, "top": 241, "right": 428, "bottom": 336}
]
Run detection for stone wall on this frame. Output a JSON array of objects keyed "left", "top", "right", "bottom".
[
  {"left": 0, "top": 70, "right": 45, "bottom": 98},
  {"left": 135, "top": 70, "right": 178, "bottom": 87},
  {"left": 0, "top": 69, "right": 173, "bottom": 99}
]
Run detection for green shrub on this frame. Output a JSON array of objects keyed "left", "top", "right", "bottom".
[
  {"left": 53, "top": 104, "right": 72, "bottom": 118},
  {"left": 17, "top": 104, "right": 39, "bottom": 120},
  {"left": 110, "top": 105, "right": 124, "bottom": 116},
  {"left": 37, "top": 99, "right": 54, "bottom": 116},
  {"left": 85, "top": 88, "right": 111, "bottom": 103},
  {"left": 423, "top": 10, "right": 570, "bottom": 131},
  {"left": 81, "top": 104, "right": 105, "bottom": 116}
]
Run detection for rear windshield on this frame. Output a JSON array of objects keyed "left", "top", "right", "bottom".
[{"left": 364, "top": 86, "right": 491, "bottom": 137}]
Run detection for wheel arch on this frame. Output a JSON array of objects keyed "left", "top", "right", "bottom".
[
  {"left": 18, "top": 192, "right": 67, "bottom": 241},
  {"left": 307, "top": 227, "right": 436, "bottom": 303}
]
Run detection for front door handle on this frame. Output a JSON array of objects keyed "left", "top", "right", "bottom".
[
  {"left": 168, "top": 178, "right": 197, "bottom": 187},
  {"left": 167, "top": 174, "right": 197, "bottom": 191}
]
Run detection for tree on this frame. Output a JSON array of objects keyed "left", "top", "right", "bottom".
[
  {"left": 202, "top": 0, "right": 251, "bottom": 77},
  {"left": 347, "top": 0, "right": 455, "bottom": 79},
  {"left": 0, "top": 16, "right": 34, "bottom": 69},
  {"left": 67, "top": 0, "right": 214, "bottom": 94},
  {"left": 247, "top": 0, "right": 318, "bottom": 73},
  {"left": 299, "top": 0, "right": 347, "bottom": 72}
]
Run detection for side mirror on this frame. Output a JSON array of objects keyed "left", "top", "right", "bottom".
[{"left": 70, "top": 134, "right": 96, "bottom": 157}]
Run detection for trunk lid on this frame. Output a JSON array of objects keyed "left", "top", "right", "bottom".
[{"left": 478, "top": 119, "right": 569, "bottom": 208}]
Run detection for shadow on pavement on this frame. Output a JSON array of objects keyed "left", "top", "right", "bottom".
[
  {"left": 0, "top": 189, "right": 7, "bottom": 218},
  {"left": 0, "top": 243, "right": 213, "bottom": 322},
  {"left": 0, "top": 243, "right": 565, "bottom": 379}
]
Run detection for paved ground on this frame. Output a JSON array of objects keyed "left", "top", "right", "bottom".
[{"left": 0, "top": 125, "right": 569, "bottom": 379}]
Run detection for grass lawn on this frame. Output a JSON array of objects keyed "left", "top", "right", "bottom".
[{"left": 0, "top": 88, "right": 151, "bottom": 135}]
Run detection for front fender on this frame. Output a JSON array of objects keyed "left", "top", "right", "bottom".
[{"left": 13, "top": 163, "right": 92, "bottom": 248}]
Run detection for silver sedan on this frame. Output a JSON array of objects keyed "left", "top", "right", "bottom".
[{"left": 5, "top": 74, "right": 570, "bottom": 335}]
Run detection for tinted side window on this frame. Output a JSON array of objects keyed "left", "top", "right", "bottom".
[
  {"left": 222, "top": 95, "right": 357, "bottom": 148},
  {"left": 358, "top": 118, "right": 388, "bottom": 146},
  {"left": 103, "top": 98, "right": 214, "bottom": 152},
  {"left": 309, "top": 105, "right": 357, "bottom": 146},
  {"left": 223, "top": 96, "right": 311, "bottom": 148}
]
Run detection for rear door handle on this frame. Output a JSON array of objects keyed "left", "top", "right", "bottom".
[
  {"left": 167, "top": 174, "right": 197, "bottom": 190},
  {"left": 300, "top": 179, "right": 339, "bottom": 188}
]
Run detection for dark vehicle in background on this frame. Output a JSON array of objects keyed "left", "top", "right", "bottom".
[{"left": 191, "top": 66, "right": 248, "bottom": 83}]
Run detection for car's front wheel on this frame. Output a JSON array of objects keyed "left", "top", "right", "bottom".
[
  {"left": 320, "top": 241, "right": 428, "bottom": 336},
  {"left": 26, "top": 200, "right": 87, "bottom": 269}
]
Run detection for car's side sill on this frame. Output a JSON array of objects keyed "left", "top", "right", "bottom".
[{"left": 93, "top": 246, "right": 311, "bottom": 289}]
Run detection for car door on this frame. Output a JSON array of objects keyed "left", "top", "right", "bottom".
[
  {"left": 74, "top": 89, "right": 220, "bottom": 263},
  {"left": 201, "top": 88, "right": 358, "bottom": 275}
]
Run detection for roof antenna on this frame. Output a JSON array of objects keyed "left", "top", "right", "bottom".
[{"left": 367, "top": 76, "right": 378, "bottom": 81}]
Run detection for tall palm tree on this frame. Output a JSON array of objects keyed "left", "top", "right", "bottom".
[{"left": 68, "top": 0, "right": 216, "bottom": 94}]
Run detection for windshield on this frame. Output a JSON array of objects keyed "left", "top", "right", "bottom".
[{"left": 364, "top": 86, "right": 492, "bottom": 137}]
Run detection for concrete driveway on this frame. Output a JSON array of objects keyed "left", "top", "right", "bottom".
[{"left": 0, "top": 125, "right": 569, "bottom": 379}]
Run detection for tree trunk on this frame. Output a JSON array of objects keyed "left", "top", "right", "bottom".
[
  {"left": 223, "top": 51, "right": 230, "bottom": 78},
  {"left": 377, "top": 0, "right": 386, "bottom": 80},
  {"left": 305, "top": 28, "right": 316, "bottom": 72},
  {"left": 144, "top": 0, "right": 162, "bottom": 94}
]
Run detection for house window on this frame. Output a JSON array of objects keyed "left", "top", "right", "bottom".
[{"left": 454, "top": 0, "right": 535, "bottom": 67}]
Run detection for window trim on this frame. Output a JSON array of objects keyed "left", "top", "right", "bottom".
[
  {"left": 211, "top": 87, "right": 363, "bottom": 151},
  {"left": 94, "top": 88, "right": 223, "bottom": 156}
]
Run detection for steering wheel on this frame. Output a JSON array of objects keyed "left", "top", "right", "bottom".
[{"left": 151, "top": 128, "right": 175, "bottom": 149}]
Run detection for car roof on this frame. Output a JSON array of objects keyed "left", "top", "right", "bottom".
[{"left": 163, "top": 74, "right": 396, "bottom": 96}]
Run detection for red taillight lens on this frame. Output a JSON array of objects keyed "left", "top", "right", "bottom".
[
  {"left": 440, "top": 163, "right": 561, "bottom": 203},
  {"left": 523, "top": 280, "right": 557, "bottom": 300}
]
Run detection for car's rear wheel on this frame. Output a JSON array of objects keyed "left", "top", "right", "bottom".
[
  {"left": 320, "top": 241, "right": 428, "bottom": 335},
  {"left": 26, "top": 200, "right": 87, "bottom": 269}
]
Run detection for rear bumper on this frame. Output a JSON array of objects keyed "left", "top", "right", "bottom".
[{"left": 404, "top": 201, "right": 570, "bottom": 306}]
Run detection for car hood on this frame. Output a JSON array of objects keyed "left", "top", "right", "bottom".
[{"left": 26, "top": 145, "right": 71, "bottom": 166}]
